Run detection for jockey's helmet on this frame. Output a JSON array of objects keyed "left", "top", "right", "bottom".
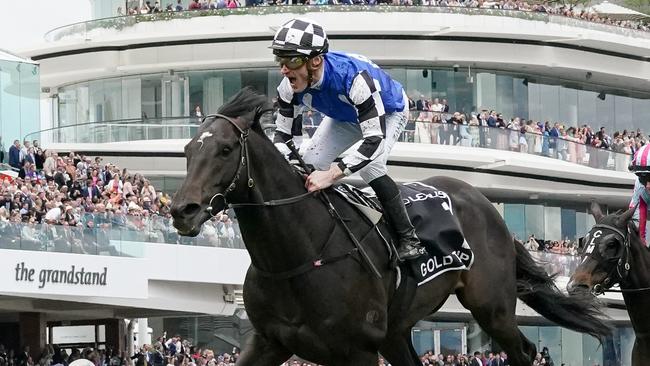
[
  {"left": 630, "top": 143, "right": 650, "bottom": 176},
  {"left": 270, "top": 18, "right": 329, "bottom": 58}
]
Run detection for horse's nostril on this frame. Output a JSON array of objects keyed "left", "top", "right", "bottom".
[
  {"left": 172, "top": 203, "right": 201, "bottom": 219},
  {"left": 568, "top": 282, "right": 590, "bottom": 294},
  {"left": 182, "top": 203, "right": 201, "bottom": 217}
]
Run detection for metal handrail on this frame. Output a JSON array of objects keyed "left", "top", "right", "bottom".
[
  {"left": 23, "top": 117, "right": 202, "bottom": 143},
  {"left": 25, "top": 116, "right": 634, "bottom": 173}
]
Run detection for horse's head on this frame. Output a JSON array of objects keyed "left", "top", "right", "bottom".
[
  {"left": 171, "top": 87, "right": 271, "bottom": 236},
  {"left": 567, "top": 201, "right": 636, "bottom": 296}
]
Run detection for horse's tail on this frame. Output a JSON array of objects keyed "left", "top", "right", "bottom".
[{"left": 514, "top": 239, "right": 612, "bottom": 340}]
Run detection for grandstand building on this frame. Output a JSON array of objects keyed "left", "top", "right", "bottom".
[{"left": 1, "top": 2, "right": 648, "bottom": 365}]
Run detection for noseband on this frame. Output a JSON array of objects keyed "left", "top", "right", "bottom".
[{"left": 587, "top": 224, "right": 631, "bottom": 295}]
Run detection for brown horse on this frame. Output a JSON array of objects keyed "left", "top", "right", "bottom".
[
  {"left": 568, "top": 202, "right": 650, "bottom": 365},
  {"left": 171, "top": 88, "right": 611, "bottom": 366}
]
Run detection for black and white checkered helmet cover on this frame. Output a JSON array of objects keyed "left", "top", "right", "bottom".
[{"left": 271, "top": 18, "right": 328, "bottom": 57}]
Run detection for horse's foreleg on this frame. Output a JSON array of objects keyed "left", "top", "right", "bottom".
[
  {"left": 379, "top": 332, "right": 422, "bottom": 366},
  {"left": 236, "top": 332, "right": 292, "bottom": 366}
]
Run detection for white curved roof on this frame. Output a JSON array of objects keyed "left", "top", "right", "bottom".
[{"left": 0, "top": 48, "right": 37, "bottom": 64}]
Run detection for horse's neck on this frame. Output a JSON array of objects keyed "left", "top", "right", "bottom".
[
  {"left": 624, "top": 237, "right": 650, "bottom": 290},
  {"left": 622, "top": 237, "right": 650, "bottom": 334},
  {"left": 231, "top": 133, "right": 330, "bottom": 272}
]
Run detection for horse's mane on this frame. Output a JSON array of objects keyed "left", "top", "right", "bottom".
[{"left": 217, "top": 86, "right": 272, "bottom": 132}]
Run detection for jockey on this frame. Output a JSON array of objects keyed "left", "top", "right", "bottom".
[
  {"left": 270, "top": 18, "right": 425, "bottom": 260},
  {"left": 629, "top": 143, "right": 650, "bottom": 244}
]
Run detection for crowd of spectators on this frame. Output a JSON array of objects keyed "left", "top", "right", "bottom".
[
  {"left": 117, "top": 0, "right": 649, "bottom": 33},
  {"left": 0, "top": 140, "right": 242, "bottom": 253},
  {"left": 281, "top": 348, "right": 560, "bottom": 366},
  {"left": 129, "top": 335, "right": 239, "bottom": 366},
  {"left": 1, "top": 139, "right": 170, "bottom": 226},
  {"left": 0, "top": 335, "right": 240, "bottom": 366},
  {"left": 0, "top": 344, "right": 127, "bottom": 366},
  {"left": 522, "top": 234, "right": 579, "bottom": 256},
  {"left": 404, "top": 96, "right": 643, "bottom": 171}
]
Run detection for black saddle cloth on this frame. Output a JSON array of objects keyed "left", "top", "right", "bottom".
[{"left": 333, "top": 181, "right": 474, "bottom": 286}]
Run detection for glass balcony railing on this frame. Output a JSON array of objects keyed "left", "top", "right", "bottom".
[
  {"left": 24, "top": 117, "right": 202, "bottom": 145},
  {"left": 27, "top": 115, "right": 633, "bottom": 172},
  {"left": 398, "top": 118, "right": 632, "bottom": 171},
  {"left": 0, "top": 212, "right": 584, "bottom": 281},
  {"left": 0, "top": 212, "right": 245, "bottom": 257},
  {"left": 529, "top": 250, "right": 582, "bottom": 278},
  {"left": 43, "top": 5, "right": 650, "bottom": 43}
]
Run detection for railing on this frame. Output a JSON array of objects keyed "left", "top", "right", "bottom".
[
  {"left": 0, "top": 213, "right": 584, "bottom": 280},
  {"left": 43, "top": 5, "right": 650, "bottom": 43},
  {"left": 0, "top": 213, "right": 245, "bottom": 257},
  {"left": 24, "top": 117, "right": 202, "bottom": 144},
  {"left": 28, "top": 116, "right": 633, "bottom": 172},
  {"left": 529, "top": 250, "right": 582, "bottom": 278},
  {"left": 307, "top": 117, "right": 633, "bottom": 171}
]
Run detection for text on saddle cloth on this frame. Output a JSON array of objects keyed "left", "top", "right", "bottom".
[{"left": 333, "top": 181, "right": 474, "bottom": 287}]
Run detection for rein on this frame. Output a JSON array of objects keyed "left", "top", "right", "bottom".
[{"left": 587, "top": 223, "right": 650, "bottom": 295}]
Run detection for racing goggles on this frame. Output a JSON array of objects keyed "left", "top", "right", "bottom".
[
  {"left": 275, "top": 56, "right": 309, "bottom": 70},
  {"left": 637, "top": 172, "right": 650, "bottom": 186}
]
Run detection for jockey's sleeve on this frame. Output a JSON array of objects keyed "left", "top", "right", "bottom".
[
  {"left": 273, "top": 78, "right": 301, "bottom": 155},
  {"left": 337, "top": 71, "right": 386, "bottom": 176}
]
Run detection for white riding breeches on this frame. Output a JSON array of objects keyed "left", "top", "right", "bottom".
[{"left": 302, "top": 93, "right": 408, "bottom": 183}]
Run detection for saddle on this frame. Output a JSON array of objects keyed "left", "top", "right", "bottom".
[{"left": 332, "top": 181, "right": 474, "bottom": 286}]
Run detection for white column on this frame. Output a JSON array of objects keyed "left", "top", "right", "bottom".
[
  {"left": 121, "top": 78, "right": 142, "bottom": 119},
  {"left": 433, "top": 330, "right": 441, "bottom": 356},
  {"left": 137, "top": 318, "right": 151, "bottom": 346},
  {"left": 203, "top": 77, "right": 224, "bottom": 115}
]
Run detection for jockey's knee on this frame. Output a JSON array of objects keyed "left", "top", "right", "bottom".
[{"left": 360, "top": 164, "right": 388, "bottom": 183}]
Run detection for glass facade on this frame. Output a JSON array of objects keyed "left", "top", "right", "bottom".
[
  {"left": 155, "top": 315, "right": 634, "bottom": 366},
  {"left": 55, "top": 66, "right": 650, "bottom": 141},
  {"left": 500, "top": 202, "right": 598, "bottom": 243},
  {"left": 0, "top": 58, "right": 40, "bottom": 162}
]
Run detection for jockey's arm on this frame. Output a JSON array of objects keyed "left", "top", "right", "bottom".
[
  {"left": 336, "top": 71, "right": 386, "bottom": 176},
  {"left": 273, "top": 78, "right": 301, "bottom": 157}
]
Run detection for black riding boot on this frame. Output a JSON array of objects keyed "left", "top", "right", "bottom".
[{"left": 369, "top": 176, "right": 426, "bottom": 261}]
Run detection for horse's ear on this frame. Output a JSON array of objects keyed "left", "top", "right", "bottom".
[
  {"left": 590, "top": 200, "right": 604, "bottom": 222},
  {"left": 618, "top": 205, "right": 636, "bottom": 226},
  {"left": 253, "top": 103, "right": 274, "bottom": 125}
]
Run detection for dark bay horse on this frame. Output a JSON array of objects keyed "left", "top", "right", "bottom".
[
  {"left": 171, "top": 88, "right": 611, "bottom": 366},
  {"left": 568, "top": 202, "right": 650, "bottom": 365}
]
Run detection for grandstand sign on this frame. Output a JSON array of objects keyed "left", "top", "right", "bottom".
[
  {"left": 14, "top": 262, "right": 107, "bottom": 290},
  {"left": 0, "top": 250, "right": 147, "bottom": 298}
]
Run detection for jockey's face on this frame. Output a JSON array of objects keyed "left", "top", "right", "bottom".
[
  {"left": 280, "top": 61, "right": 309, "bottom": 93},
  {"left": 278, "top": 56, "right": 322, "bottom": 93},
  {"left": 637, "top": 173, "right": 650, "bottom": 190}
]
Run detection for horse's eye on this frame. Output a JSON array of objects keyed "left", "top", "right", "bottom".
[
  {"left": 606, "top": 241, "right": 617, "bottom": 249},
  {"left": 221, "top": 147, "right": 232, "bottom": 155}
]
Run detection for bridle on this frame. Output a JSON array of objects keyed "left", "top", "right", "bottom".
[
  {"left": 203, "top": 113, "right": 314, "bottom": 217},
  {"left": 204, "top": 113, "right": 254, "bottom": 217},
  {"left": 585, "top": 224, "right": 631, "bottom": 295}
]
